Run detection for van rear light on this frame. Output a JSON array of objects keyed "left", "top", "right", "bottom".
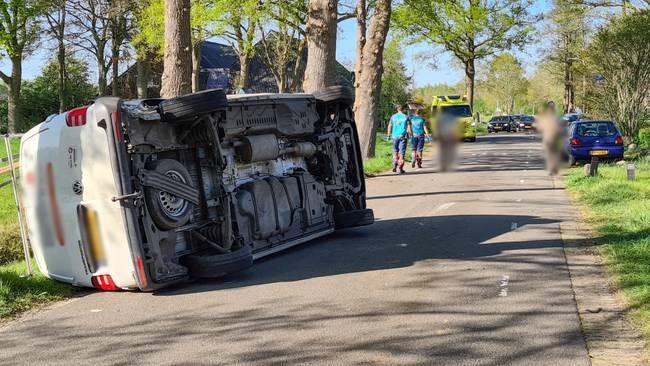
[
  {"left": 570, "top": 138, "right": 581, "bottom": 146},
  {"left": 91, "top": 275, "right": 119, "bottom": 291},
  {"left": 615, "top": 136, "right": 624, "bottom": 145},
  {"left": 66, "top": 106, "right": 89, "bottom": 127}
]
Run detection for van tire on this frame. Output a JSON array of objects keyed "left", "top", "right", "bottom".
[
  {"left": 159, "top": 89, "right": 228, "bottom": 122},
  {"left": 334, "top": 209, "right": 375, "bottom": 229},
  {"left": 313, "top": 86, "right": 355, "bottom": 107},
  {"left": 143, "top": 159, "right": 194, "bottom": 230},
  {"left": 182, "top": 246, "right": 254, "bottom": 278}
]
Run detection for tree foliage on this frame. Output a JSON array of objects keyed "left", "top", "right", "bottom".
[
  {"left": 378, "top": 39, "right": 411, "bottom": 128},
  {"left": 587, "top": 10, "right": 650, "bottom": 138},
  {"left": 0, "top": 55, "right": 95, "bottom": 132},
  {"left": 393, "top": 0, "right": 533, "bottom": 108},
  {"left": 482, "top": 53, "right": 528, "bottom": 114}
]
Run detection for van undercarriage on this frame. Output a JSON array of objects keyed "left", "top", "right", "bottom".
[{"left": 117, "top": 88, "right": 373, "bottom": 288}]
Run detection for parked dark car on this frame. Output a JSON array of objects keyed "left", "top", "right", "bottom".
[
  {"left": 565, "top": 120, "right": 624, "bottom": 165},
  {"left": 488, "top": 116, "right": 516, "bottom": 133},
  {"left": 512, "top": 114, "right": 535, "bottom": 131}
]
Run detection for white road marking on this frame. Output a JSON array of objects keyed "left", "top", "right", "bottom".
[
  {"left": 520, "top": 179, "right": 525, "bottom": 183},
  {"left": 90, "top": 309, "right": 103, "bottom": 313},
  {"left": 398, "top": 243, "right": 408, "bottom": 247},
  {"left": 510, "top": 222, "right": 518, "bottom": 230},
  {"left": 435, "top": 202, "right": 456, "bottom": 212},
  {"left": 516, "top": 198, "right": 522, "bottom": 203},
  {"left": 498, "top": 275, "right": 510, "bottom": 297}
]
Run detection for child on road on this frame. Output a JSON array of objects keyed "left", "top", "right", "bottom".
[
  {"left": 387, "top": 105, "right": 411, "bottom": 174},
  {"left": 409, "top": 109, "right": 430, "bottom": 168}
]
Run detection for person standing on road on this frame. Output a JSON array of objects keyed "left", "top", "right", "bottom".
[
  {"left": 535, "top": 101, "right": 563, "bottom": 175},
  {"left": 387, "top": 105, "right": 411, "bottom": 174},
  {"left": 409, "top": 109, "right": 430, "bottom": 168}
]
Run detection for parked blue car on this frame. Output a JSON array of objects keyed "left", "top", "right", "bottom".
[{"left": 566, "top": 120, "right": 624, "bottom": 165}]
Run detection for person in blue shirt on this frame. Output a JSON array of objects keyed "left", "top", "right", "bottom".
[
  {"left": 387, "top": 105, "right": 411, "bottom": 174},
  {"left": 409, "top": 109, "right": 430, "bottom": 168}
]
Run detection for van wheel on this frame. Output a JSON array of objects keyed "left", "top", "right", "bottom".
[
  {"left": 335, "top": 209, "right": 375, "bottom": 229},
  {"left": 313, "top": 86, "right": 355, "bottom": 107},
  {"left": 143, "top": 159, "right": 194, "bottom": 230},
  {"left": 159, "top": 89, "right": 228, "bottom": 122},
  {"left": 182, "top": 246, "right": 253, "bottom": 278}
]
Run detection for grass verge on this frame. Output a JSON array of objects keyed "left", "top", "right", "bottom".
[
  {"left": 0, "top": 260, "right": 74, "bottom": 320},
  {"left": 566, "top": 159, "right": 650, "bottom": 343},
  {"left": 364, "top": 135, "right": 422, "bottom": 175}
]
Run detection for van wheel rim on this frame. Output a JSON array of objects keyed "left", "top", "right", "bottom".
[{"left": 157, "top": 170, "right": 189, "bottom": 218}]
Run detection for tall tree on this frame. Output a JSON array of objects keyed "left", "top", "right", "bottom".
[
  {"left": 483, "top": 53, "right": 528, "bottom": 114},
  {"left": 21, "top": 54, "right": 95, "bottom": 130},
  {"left": 548, "top": 0, "right": 589, "bottom": 113},
  {"left": 68, "top": 0, "right": 111, "bottom": 95},
  {"left": 108, "top": 0, "right": 134, "bottom": 96},
  {"left": 135, "top": 0, "right": 225, "bottom": 93},
  {"left": 0, "top": 0, "right": 43, "bottom": 133},
  {"left": 302, "top": 0, "right": 338, "bottom": 93},
  {"left": 378, "top": 39, "right": 412, "bottom": 127},
  {"left": 219, "top": 0, "right": 264, "bottom": 91},
  {"left": 44, "top": 0, "right": 67, "bottom": 113},
  {"left": 393, "top": 0, "right": 532, "bottom": 109},
  {"left": 257, "top": 0, "right": 308, "bottom": 92},
  {"left": 160, "top": 0, "right": 193, "bottom": 97},
  {"left": 354, "top": 0, "right": 392, "bottom": 158},
  {"left": 588, "top": 10, "right": 650, "bottom": 139},
  {"left": 525, "top": 61, "right": 564, "bottom": 113}
]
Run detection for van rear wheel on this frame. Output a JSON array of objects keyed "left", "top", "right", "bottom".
[{"left": 182, "top": 246, "right": 253, "bottom": 278}]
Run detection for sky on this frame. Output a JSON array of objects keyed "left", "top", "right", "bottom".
[{"left": 1, "top": 0, "right": 552, "bottom": 89}]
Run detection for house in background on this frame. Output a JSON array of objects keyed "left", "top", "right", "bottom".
[{"left": 115, "top": 40, "right": 353, "bottom": 98}]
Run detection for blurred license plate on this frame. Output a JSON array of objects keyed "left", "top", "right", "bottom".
[
  {"left": 590, "top": 150, "right": 608, "bottom": 156},
  {"left": 494, "top": 126, "right": 502, "bottom": 129}
]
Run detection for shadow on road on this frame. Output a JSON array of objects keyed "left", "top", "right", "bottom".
[{"left": 156, "top": 214, "right": 562, "bottom": 296}]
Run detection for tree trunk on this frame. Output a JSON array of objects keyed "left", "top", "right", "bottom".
[
  {"left": 238, "top": 54, "right": 251, "bottom": 91},
  {"left": 354, "top": 0, "right": 366, "bottom": 89},
  {"left": 192, "top": 39, "right": 202, "bottom": 92},
  {"left": 136, "top": 57, "right": 150, "bottom": 99},
  {"left": 7, "top": 59, "right": 22, "bottom": 134},
  {"left": 302, "top": 0, "right": 338, "bottom": 93},
  {"left": 563, "top": 60, "right": 575, "bottom": 113},
  {"left": 354, "top": 0, "right": 391, "bottom": 159},
  {"left": 160, "top": 0, "right": 193, "bottom": 98},
  {"left": 57, "top": 36, "right": 66, "bottom": 112},
  {"left": 56, "top": 7, "right": 66, "bottom": 113},
  {"left": 97, "top": 49, "right": 108, "bottom": 96},
  {"left": 111, "top": 41, "right": 120, "bottom": 96},
  {"left": 464, "top": 58, "right": 476, "bottom": 109}
]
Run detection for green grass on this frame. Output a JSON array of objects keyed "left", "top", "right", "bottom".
[
  {"left": 567, "top": 159, "right": 650, "bottom": 343},
  {"left": 364, "top": 135, "right": 421, "bottom": 175},
  {"left": 0, "top": 138, "right": 19, "bottom": 160},
  {"left": 0, "top": 260, "right": 74, "bottom": 320}
]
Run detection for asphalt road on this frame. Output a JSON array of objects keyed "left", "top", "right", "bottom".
[{"left": 0, "top": 133, "right": 589, "bottom": 366}]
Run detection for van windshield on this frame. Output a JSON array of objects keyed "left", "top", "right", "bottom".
[
  {"left": 575, "top": 122, "right": 617, "bottom": 137},
  {"left": 441, "top": 105, "right": 472, "bottom": 117}
]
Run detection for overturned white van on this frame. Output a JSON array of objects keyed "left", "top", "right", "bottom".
[{"left": 20, "top": 88, "right": 373, "bottom": 291}]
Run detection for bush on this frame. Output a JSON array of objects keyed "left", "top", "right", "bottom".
[
  {"left": 638, "top": 127, "right": 650, "bottom": 148},
  {"left": 0, "top": 223, "right": 23, "bottom": 265}
]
